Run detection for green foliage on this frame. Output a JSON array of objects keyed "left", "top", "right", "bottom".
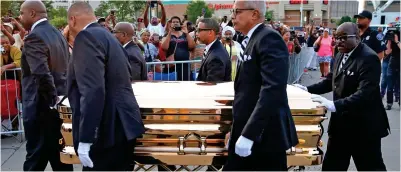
[
  {"left": 265, "top": 10, "right": 274, "bottom": 21},
  {"left": 1, "top": 1, "right": 12, "bottom": 17},
  {"left": 94, "top": 1, "right": 146, "bottom": 21},
  {"left": 351, "top": 18, "right": 357, "bottom": 23},
  {"left": 50, "top": 17, "right": 67, "bottom": 29},
  {"left": 337, "top": 16, "right": 352, "bottom": 26},
  {"left": 185, "top": 0, "right": 213, "bottom": 23}
]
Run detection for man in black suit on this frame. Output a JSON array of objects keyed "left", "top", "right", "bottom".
[
  {"left": 66, "top": 2, "right": 145, "bottom": 171},
  {"left": 196, "top": 18, "right": 231, "bottom": 82},
  {"left": 223, "top": 0, "right": 298, "bottom": 171},
  {"left": 294, "top": 22, "right": 389, "bottom": 171},
  {"left": 19, "top": 1, "right": 73, "bottom": 171},
  {"left": 114, "top": 22, "right": 147, "bottom": 81}
]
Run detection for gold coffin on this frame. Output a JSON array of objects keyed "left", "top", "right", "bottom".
[{"left": 59, "top": 82, "right": 326, "bottom": 167}]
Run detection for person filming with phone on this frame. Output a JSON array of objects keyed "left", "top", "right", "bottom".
[{"left": 161, "top": 16, "right": 196, "bottom": 81}]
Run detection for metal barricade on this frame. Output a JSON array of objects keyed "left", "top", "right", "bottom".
[
  {"left": 287, "top": 46, "right": 312, "bottom": 84},
  {"left": 1, "top": 68, "right": 24, "bottom": 141},
  {"left": 146, "top": 60, "right": 202, "bottom": 81}
]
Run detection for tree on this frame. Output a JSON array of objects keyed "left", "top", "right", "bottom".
[
  {"left": 42, "top": 0, "right": 55, "bottom": 18},
  {"left": 50, "top": 17, "right": 67, "bottom": 29},
  {"left": 337, "top": 16, "right": 352, "bottom": 26},
  {"left": 186, "top": 0, "right": 213, "bottom": 23},
  {"left": 265, "top": 10, "right": 275, "bottom": 21},
  {"left": 1, "top": 1, "right": 12, "bottom": 17},
  {"left": 50, "top": 7, "right": 68, "bottom": 19},
  {"left": 95, "top": 1, "right": 111, "bottom": 17},
  {"left": 94, "top": 1, "right": 146, "bottom": 21}
]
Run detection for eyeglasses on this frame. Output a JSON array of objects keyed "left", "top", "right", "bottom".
[
  {"left": 112, "top": 30, "right": 125, "bottom": 34},
  {"left": 196, "top": 28, "right": 213, "bottom": 33},
  {"left": 335, "top": 35, "right": 357, "bottom": 42},
  {"left": 230, "top": 8, "right": 255, "bottom": 17}
]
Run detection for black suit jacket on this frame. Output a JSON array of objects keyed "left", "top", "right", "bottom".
[
  {"left": 124, "top": 41, "right": 147, "bottom": 81},
  {"left": 67, "top": 23, "right": 145, "bottom": 149},
  {"left": 230, "top": 24, "right": 298, "bottom": 152},
  {"left": 21, "top": 20, "right": 69, "bottom": 122},
  {"left": 308, "top": 43, "right": 390, "bottom": 139},
  {"left": 197, "top": 40, "right": 231, "bottom": 82}
]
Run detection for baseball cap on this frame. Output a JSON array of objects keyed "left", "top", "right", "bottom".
[
  {"left": 3, "top": 23, "right": 14, "bottom": 31},
  {"left": 354, "top": 10, "right": 372, "bottom": 20},
  {"left": 324, "top": 28, "right": 329, "bottom": 32},
  {"left": 319, "top": 27, "right": 324, "bottom": 31}
]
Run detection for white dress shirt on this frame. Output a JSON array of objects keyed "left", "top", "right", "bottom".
[
  {"left": 83, "top": 21, "right": 97, "bottom": 30},
  {"left": 31, "top": 18, "right": 47, "bottom": 31},
  {"left": 123, "top": 41, "right": 132, "bottom": 48},
  {"left": 203, "top": 39, "right": 217, "bottom": 59}
]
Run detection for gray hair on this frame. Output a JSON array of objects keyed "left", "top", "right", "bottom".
[
  {"left": 199, "top": 18, "right": 220, "bottom": 35},
  {"left": 242, "top": 0, "right": 266, "bottom": 19}
]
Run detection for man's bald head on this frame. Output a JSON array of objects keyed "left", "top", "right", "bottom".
[
  {"left": 114, "top": 22, "right": 135, "bottom": 36},
  {"left": 336, "top": 22, "right": 360, "bottom": 53},
  {"left": 67, "top": 2, "right": 97, "bottom": 38},
  {"left": 113, "top": 22, "right": 136, "bottom": 45},
  {"left": 68, "top": 2, "right": 95, "bottom": 18},
  {"left": 19, "top": 0, "right": 47, "bottom": 30}
]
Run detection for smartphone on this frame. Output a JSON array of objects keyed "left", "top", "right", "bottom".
[{"left": 137, "top": 18, "right": 144, "bottom": 23}]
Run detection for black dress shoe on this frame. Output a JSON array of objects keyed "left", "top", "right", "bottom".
[{"left": 386, "top": 104, "right": 392, "bottom": 110}]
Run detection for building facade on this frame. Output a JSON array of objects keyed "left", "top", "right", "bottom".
[
  {"left": 162, "top": 0, "right": 333, "bottom": 27},
  {"left": 52, "top": 0, "right": 100, "bottom": 9}
]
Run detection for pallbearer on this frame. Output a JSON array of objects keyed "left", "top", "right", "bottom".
[
  {"left": 224, "top": 0, "right": 298, "bottom": 171},
  {"left": 66, "top": 2, "right": 145, "bottom": 171}
]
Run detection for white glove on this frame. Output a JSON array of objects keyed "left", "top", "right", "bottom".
[
  {"left": 311, "top": 94, "right": 336, "bottom": 112},
  {"left": 235, "top": 136, "right": 253, "bottom": 157},
  {"left": 78, "top": 142, "right": 94, "bottom": 168},
  {"left": 293, "top": 84, "right": 308, "bottom": 91}
]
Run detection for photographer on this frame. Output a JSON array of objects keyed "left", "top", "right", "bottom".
[
  {"left": 0, "top": 35, "right": 21, "bottom": 80},
  {"left": 305, "top": 26, "right": 319, "bottom": 71},
  {"left": 144, "top": 0, "right": 166, "bottom": 36},
  {"left": 161, "top": 16, "right": 196, "bottom": 81},
  {"left": 384, "top": 29, "right": 400, "bottom": 109},
  {"left": 281, "top": 29, "right": 301, "bottom": 55}
]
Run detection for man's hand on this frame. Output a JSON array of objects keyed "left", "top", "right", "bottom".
[
  {"left": 0, "top": 66, "right": 6, "bottom": 75},
  {"left": 395, "top": 34, "right": 399, "bottom": 43},
  {"left": 10, "top": 18, "right": 18, "bottom": 25},
  {"left": 77, "top": 142, "right": 94, "bottom": 168},
  {"left": 235, "top": 135, "right": 253, "bottom": 157},
  {"left": 1, "top": 24, "right": 6, "bottom": 33},
  {"left": 182, "top": 26, "right": 188, "bottom": 34},
  {"left": 311, "top": 94, "right": 336, "bottom": 112},
  {"left": 293, "top": 84, "right": 308, "bottom": 91}
]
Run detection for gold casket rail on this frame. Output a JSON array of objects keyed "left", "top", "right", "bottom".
[{"left": 58, "top": 81, "right": 326, "bottom": 169}]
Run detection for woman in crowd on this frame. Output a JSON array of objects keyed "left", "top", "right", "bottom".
[
  {"left": 221, "top": 26, "right": 242, "bottom": 81},
  {"left": 314, "top": 28, "right": 333, "bottom": 78},
  {"left": 161, "top": 16, "right": 196, "bottom": 81},
  {"left": 280, "top": 27, "right": 301, "bottom": 55},
  {"left": 62, "top": 25, "right": 74, "bottom": 54},
  {"left": 140, "top": 29, "right": 158, "bottom": 62}
]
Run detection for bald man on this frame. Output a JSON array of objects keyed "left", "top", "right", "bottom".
[
  {"left": 66, "top": 2, "right": 145, "bottom": 171},
  {"left": 18, "top": 1, "right": 72, "bottom": 171},
  {"left": 295, "top": 22, "right": 389, "bottom": 171},
  {"left": 114, "top": 22, "right": 147, "bottom": 81}
]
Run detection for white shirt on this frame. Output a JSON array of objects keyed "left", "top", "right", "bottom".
[
  {"left": 83, "top": 21, "right": 97, "bottom": 30},
  {"left": 123, "top": 41, "right": 132, "bottom": 48},
  {"left": 203, "top": 39, "right": 217, "bottom": 58},
  {"left": 31, "top": 18, "right": 47, "bottom": 31},
  {"left": 147, "top": 23, "right": 165, "bottom": 37},
  {"left": 245, "top": 23, "right": 263, "bottom": 40},
  {"left": 339, "top": 45, "right": 357, "bottom": 70}
]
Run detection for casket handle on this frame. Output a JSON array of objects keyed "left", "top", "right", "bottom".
[{"left": 177, "top": 133, "right": 207, "bottom": 155}]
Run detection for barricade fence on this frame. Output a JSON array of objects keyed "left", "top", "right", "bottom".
[{"left": 0, "top": 47, "right": 312, "bottom": 139}]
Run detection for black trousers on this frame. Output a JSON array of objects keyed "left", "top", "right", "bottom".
[
  {"left": 23, "top": 108, "right": 73, "bottom": 171},
  {"left": 222, "top": 149, "right": 287, "bottom": 171},
  {"left": 322, "top": 136, "right": 386, "bottom": 171},
  {"left": 82, "top": 139, "right": 136, "bottom": 171}
]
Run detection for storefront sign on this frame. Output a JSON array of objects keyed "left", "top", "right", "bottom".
[
  {"left": 289, "top": 0, "right": 308, "bottom": 4},
  {"left": 208, "top": 1, "right": 279, "bottom": 10}
]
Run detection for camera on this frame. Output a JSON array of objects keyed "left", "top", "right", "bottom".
[
  {"left": 384, "top": 27, "right": 400, "bottom": 41},
  {"left": 110, "top": 10, "right": 116, "bottom": 16},
  {"left": 150, "top": 1, "right": 158, "bottom": 8},
  {"left": 2, "top": 17, "right": 11, "bottom": 23},
  {"left": 173, "top": 26, "right": 181, "bottom": 31},
  {"left": 0, "top": 45, "right": 5, "bottom": 54}
]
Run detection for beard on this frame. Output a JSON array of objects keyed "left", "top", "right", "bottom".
[{"left": 357, "top": 23, "right": 367, "bottom": 29}]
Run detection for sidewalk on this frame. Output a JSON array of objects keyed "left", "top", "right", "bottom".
[{"left": 2, "top": 70, "right": 400, "bottom": 171}]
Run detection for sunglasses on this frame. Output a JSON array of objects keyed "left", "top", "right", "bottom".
[
  {"left": 335, "top": 35, "right": 357, "bottom": 42},
  {"left": 196, "top": 28, "right": 213, "bottom": 33}
]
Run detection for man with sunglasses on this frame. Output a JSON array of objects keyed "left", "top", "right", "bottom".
[
  {"left": 196, "top": 18, "right": 231, "bottom": 82},
  {"left": 114, "top": 22, "right": 147, "bottom": 81},
  {"left": 223, "top": 0, "right": 298, "bottom": 171},
  {"left": 295, "top": 22, "right": 389, "bottom": 171}
]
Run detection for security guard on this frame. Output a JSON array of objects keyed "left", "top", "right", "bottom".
[{"left": 354, "top": 10, "right": 385, "bottom": 60}]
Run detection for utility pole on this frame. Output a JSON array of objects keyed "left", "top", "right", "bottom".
[{"left": 300, "top": 0, "right": 303, "bottom": 27}]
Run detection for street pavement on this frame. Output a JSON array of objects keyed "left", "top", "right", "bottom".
[{"left": 1, "top": 70, "right": 400, "bottom": 171}]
